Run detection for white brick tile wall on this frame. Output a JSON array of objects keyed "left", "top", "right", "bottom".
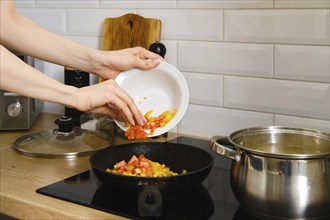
[
  {"left": 275, "top": 45, "right": 330, "bottom": 83},
  {"left": 275, "top": 0, "right": 330, "bottom": 8},
  {"left": 14, "top": 0, "right": 34, "bottom": 8},
  {"left": 17, "top": 9, "right": 66, "bottom": 35},
  {"left": 183, "top": 72, "right": 224, "bottom": 106},
  {"left": 15, "top": 1, "right": 330, "bottom": 135},
  {"left": 178, "top": 104, "right": 273, "bottom": 137},
  {"left": 138, "top": 10, "right": 223, "bottom": 41},
  {"left": 275, "top": 115, "right": 330, "bottom": 133},
  {"left": 100, "top": 0, "right": 177, "bottom": 8},
  {"left": 178, "top": 41, "right": 273, "bottom": 77},
  {"left": 160, "top": 40, "right": 178, "bottom": 67},
  {"left": 178, "top": 0, "right": 273, "bottom": 9},
  {"left": 67, "top": 9, "right": 136, "bottom": 36},
  {"left": 225, "top": 9, "right": 330, "bottom": 45},
  {"left": 35, "top": 0, "right": 99, "bottom": 8},
  {"left": 224, "top": 76, "right": 330, "bottom": 120}
]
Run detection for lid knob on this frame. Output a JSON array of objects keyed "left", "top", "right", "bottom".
[
  {"left": 55, "top": 116, "right": 73, "bottom": 133},
  {"left": 149, "top": 41, "right": 166, "bottom": 58}
]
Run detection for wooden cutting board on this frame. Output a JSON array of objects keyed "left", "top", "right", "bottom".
[
  {"left": 102, "top": 13, "right": 161, "bottom": 51},
  {"left": 100, "top": 13, "right": 161, "bottom": 82}
]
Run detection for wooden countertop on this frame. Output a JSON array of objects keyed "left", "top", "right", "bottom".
[{"left": 0, "top": 113, "right": 178, "bottom": 219}]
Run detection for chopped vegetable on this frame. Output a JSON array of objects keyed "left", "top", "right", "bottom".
[
  {"left": 125, "top": 109, "right": 177, "bottom": 140},
  {"left": 106, "top": 154, "right": 187, "bottom": 177}
]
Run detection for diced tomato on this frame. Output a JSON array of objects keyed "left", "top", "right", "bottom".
[
  {"left": 109, "top": 153, "right": 182, "bottom": 177},
  {"left": 125, "top": 127, "right": 135, "bottom": 140},
  {"left": 134, "top": 168, "right": 141, "bottom": 174},
  {"left": 135, "top": 127, "right": 148, "bottom": 139},
  {"left": 125, "top": 125, "right": 148, "bottom": 140},
  {"left": 124, "top": 109, "right": 177, "bottom": 140},
  {"left": 130, "top": 160, "right": 140, "bottom": 168},
  {"left": 114, "top": 160, "right": 126, "bottom": 169},
  {"left": 111, "top": 154, "right": 152, "bottom": 176},
  {"left": 140, "top": 161, "right": 151, "bottom": 169},
  {"left": 129, "top": 155, "right": 138, "bottom": 164},
  {"left": 138, "top": 154, "right": 147, "bottom": 162}
]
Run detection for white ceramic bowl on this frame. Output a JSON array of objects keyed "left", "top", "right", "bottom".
[{"left": 114, "top": 61, "right": 189, "bottom": 137}]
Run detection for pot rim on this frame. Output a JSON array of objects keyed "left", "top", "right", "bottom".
[{"left": 229, "top": 126, "right": 330, "bottom": 159}]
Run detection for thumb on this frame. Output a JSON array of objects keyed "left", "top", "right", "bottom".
[{"left": 137, "top": 58, "right": 162, "bottom": 70}]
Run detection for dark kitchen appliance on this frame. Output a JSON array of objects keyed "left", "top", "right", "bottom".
[
  {"left": 34, "top": 137, "right": 261, "bottom": 219},
  {"left": 37, "top": 137, "right": 330, "bottom": 220},
  {"left": 0, "top": 53, "right": 43, "bottom": 130}
]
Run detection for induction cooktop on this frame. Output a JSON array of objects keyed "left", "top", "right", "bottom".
[{"left": 36, "top": 137, "right": 259, "bottom": 220}]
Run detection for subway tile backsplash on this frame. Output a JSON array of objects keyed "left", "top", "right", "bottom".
[
  {"left": 224, "top": 76, "right": 330, "bottom": 120},
  {"left": 67, "top": 9, "right": 136, "bottom": 36},
  {"left": 35, "top": 0, "right": 99, "bottom": 8},
  {"left": 17, "top": 8, "right": 66, "bottom": 35},
  {"left": 275, "top": 45, "right": 330, "bottom": 83},
  {"left": 16, "top": 1, "right": 330, "bottom": 137},
  {"left": 178, "top": 0, "right": 274, "bottom": 9},
  {"left": 178, "top": 104, "right": 274, "bottom": 137},
  {"left": 224, "top": 9, "right": 330, "bottom": 45},
  {"left": 100, "top": 1, "right": 177, "bottom": 8},
  {"left": 183, "top": 72, "right": 224, "bottom": 107},
  {"left": 139, "top": 10, "right": 223, "bottom": 41},
  {"left": 178, "top": 41, "right": 273, "bottom": 77},
  {"left": 275, "top": 0, "right": 330, "bottom": 8}
]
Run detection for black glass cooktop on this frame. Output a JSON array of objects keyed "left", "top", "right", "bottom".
[{"left": 36, "top": 137, "right": 257, "bottom": 220}]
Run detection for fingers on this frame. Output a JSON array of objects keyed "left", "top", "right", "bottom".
[
  {"left": 116, "top": 91, "right": 145, "bottom": 126},
  {"left": 126, "top": 47, "right": 163, "bottom": 70},
  {"left": 101, "top": 80, "right": 145, "bottom": 126},
  {"left": 135, "top": 58, "right": 162, "bottom": 70},
  {"left": 140, "top": 47, "right": 163, "bottom": 60},
  {"left": 78, "top": 80, "right": 145, "bottom": 126},
  {"left": 127, "top": 46, "right": 161, "bottom": 59},
  {"left": 88, "top": 106, "right": 126, "bottom": 122}
]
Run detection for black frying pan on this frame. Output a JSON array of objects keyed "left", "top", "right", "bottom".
[{"left": 89, "top": 142, "right": 214, "bottom": 217}]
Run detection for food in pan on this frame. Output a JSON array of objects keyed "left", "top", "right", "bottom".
[
  {"left": 106, "top": 154, "right": 187, "bottom": 177},
  {"left": 125, "top": 109, "right": 177, "bottom": 140}
]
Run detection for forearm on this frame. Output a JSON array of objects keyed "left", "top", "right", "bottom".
[
  {"left": 0, "top": 0, "right": 104, "bottom": 75},
  {"left": 0, "top": 45, "right": 78, "bottom": 108}
]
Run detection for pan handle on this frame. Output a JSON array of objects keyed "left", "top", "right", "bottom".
[
  {"left": 137, "top": 183, "right": 163, "bottom": 217},
  {"left": 209, "top": 136, "right": 241, "bottom": 162}
]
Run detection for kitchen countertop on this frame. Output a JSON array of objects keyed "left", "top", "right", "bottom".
[{"left": 0, "top": 113, "right": 179, "bottom": 219}]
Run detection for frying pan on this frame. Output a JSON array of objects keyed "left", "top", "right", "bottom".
[{"left": 89, "top": 142, "right": 214, "bottom": 217}]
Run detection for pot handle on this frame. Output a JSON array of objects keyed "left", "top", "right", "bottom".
[
  {"left": 137, "top": 184, "right": 163, "bottom": 217},
  {"left": 209, "top": 136, "right": 241, "bottom": 162}
]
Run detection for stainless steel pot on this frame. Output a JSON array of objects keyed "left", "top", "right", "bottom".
[{"left": 209, "top": 126, "right": 330, "bottom": 219}]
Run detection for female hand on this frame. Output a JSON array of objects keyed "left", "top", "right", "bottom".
[
  {"left": 74, "top": 79, "right": 146, "bottom": 126},
  {"left": 94, "top": 46, "right": 163, "bottom": 80}
]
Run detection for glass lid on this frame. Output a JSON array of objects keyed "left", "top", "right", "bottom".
[{"left": 13, "top": 116, "right": 113, "bottom": 158}]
